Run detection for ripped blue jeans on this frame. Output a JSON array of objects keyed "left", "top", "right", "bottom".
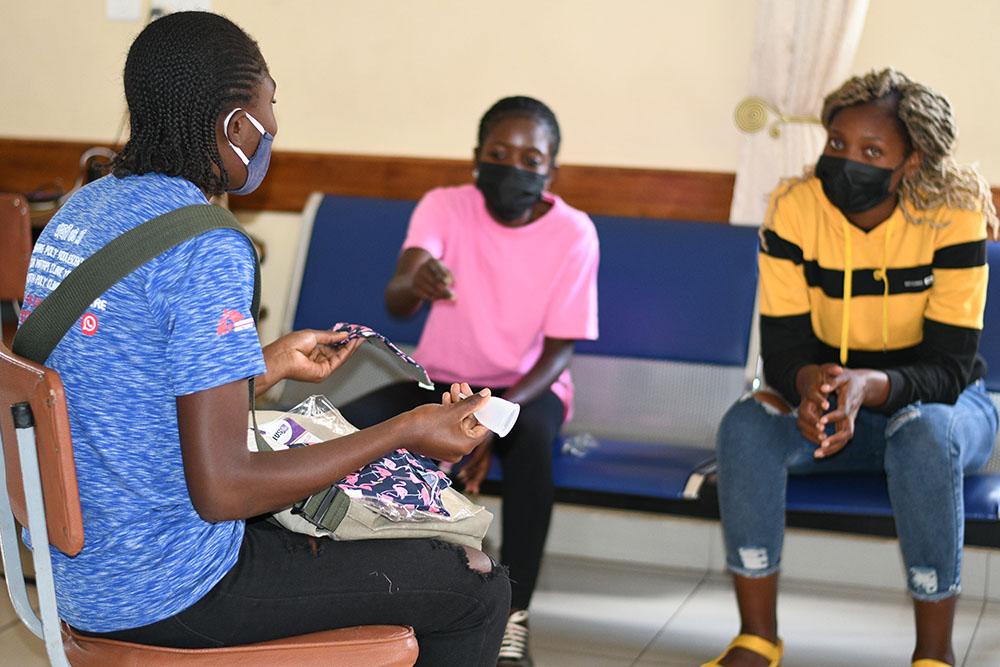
[{"left": 716, "top": 381, "right": 998, "bottom": 601}]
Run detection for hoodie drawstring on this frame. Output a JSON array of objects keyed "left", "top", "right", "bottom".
[
  {"left": 839, "top": 217, "right": 893, "bottom": 366},
  {"left": 839, "top": 217, "right": 853, "bottom": 365}
]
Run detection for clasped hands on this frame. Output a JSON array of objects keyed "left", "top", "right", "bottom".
[{"left": 795, "top": 363, "right": 886, "bottom": 459}]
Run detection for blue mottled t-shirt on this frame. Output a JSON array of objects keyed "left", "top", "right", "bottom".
[{"left": 18, "top": 173, "right": 266, "bottom": 632}]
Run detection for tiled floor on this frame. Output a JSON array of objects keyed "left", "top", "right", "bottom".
[
  {"left": 0, "top": 582, "right": 46, "bottom": 667},
  {"left": 1, "top": 556, "right": 998, "bottom": 666},
  {"left": 528, "top": 556, "right": 1000, "bottom": 667}
]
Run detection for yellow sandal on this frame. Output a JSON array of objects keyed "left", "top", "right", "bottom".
[
  {"left": 912, "top": 661, "right": 952, "bottom": 666},
  {"left": 701, "top": 633, "right": 783, "bottom": 667}
]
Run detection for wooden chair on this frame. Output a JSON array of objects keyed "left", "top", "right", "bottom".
[
  {"left": 0, "top": 194, "right": 31, "bottom": 306},
  {"left": 0, "top": 194, "right": 32, "bottom": 346},
  {"left": 0, "top": 342, "right": 419, "bottom": 666}
]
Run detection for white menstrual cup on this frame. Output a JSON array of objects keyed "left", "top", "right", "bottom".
[
  {"left": 461, "top": 393, "right": 520, "bottom": 437},
  {"left": 475, "top": 396, "right": 520, "bottom": 437}
]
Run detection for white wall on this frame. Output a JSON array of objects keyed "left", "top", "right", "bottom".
[
  {"left": 852, "top": 0, "right": 1000, "bottom": 184},
  {"left": 4, "top": 1, "right": 996, "bottom": 180}
]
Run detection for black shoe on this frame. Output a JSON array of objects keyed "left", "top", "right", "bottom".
[{"left": 497, "top": 610, "right": 533, "bottom": 666}]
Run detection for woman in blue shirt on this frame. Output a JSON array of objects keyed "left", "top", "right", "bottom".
[{"left": 24, "top": 12, "right": 509, "bottom": 666}]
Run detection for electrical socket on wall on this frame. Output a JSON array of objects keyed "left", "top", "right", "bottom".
[{"left": 106, "top": 0, "right": 142, "bottom": 22}]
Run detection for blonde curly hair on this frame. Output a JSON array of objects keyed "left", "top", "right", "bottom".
[{"left": 820, "top": 68, "right": 997, "bottom": 231}]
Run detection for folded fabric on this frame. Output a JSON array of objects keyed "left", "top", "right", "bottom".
[
  {"left": 338, "top": 448, "right": 454, "bottom": 520},
  {"left": 332, "top": 322, "right": 434, "bottom": 389}
]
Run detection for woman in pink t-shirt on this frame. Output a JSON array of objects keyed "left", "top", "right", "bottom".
[{"left": 341, "top": 96, "right": 599, "bottom": 666}]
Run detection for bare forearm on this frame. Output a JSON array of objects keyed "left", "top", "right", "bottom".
[
  {"left": 181, "top": 378, "right": 490, "bottom": 523},
  {"left": 255, "top": 339, "right": 297, "bottom": 395},
  {"left": 255, "top": 361, "right": 282, "bottom": 396},
  {"left": 385, "top": 248, "right": 453, "bottom": 318},
  {"left": 385, "top": 276, "right": 423, "bottom": 319},
  {"left": 178, "top": 377, "right": 414, "bottom": 522},
  {"left": 188, "top": 412, "right": 413, "bottom": 522},
  {"left": 855, "top": 368, "right": 890, "bottom": 408},
  {"left": 503, "top": 339, "right": 574, "bottom": 405}
]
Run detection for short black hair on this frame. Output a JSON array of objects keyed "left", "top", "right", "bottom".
[
  {"left": 477, "top": 96, "right": 561, "bottom": 160},
  {"left": 112, "top": 11, "right": 268, "bottom": 195}
]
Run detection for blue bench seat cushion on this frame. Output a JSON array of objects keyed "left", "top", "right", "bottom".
[
  {"left": 486, "top": 439, "right": 713, "bottom": 500},
  {"left": 786, "top": 472, "right": 1000, "bottom": 521},
  {"left": 980, "top": 242, "right": 1000, "bottom": 392},
  {"left": 482, "top": 445, "right": 1000, "bottom": 521}
]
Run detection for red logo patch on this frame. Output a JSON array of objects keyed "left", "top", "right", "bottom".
[
  {"left": 217, "top": 309, "right": 255, "bottom": 336},
  {"left": 81, "top": 313, "right": 99, "bottom": 336}
]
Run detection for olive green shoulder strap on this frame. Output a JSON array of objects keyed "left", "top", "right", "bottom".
[
  {"left": 12, "top": 204, "right": 260, "bottom": 364},
  {"left": 12, "top": 204, "right": 351, "bottom": 527}
]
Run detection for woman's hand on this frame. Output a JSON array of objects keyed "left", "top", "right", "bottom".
[
  {"left": 795, "top": 364, "right": 836, "bottom": 445},
  {"left": 457, "top": 438, "right": 494, "bottom": 495},
  {"left": 406, "top": 383, "right": 491, "bottom": 462},
  {"left": 411, "top": 256, "right": 455, "bottom": 302},
  {"left": 815, "top": 367, "right": 889, "bottom": 459},
  {"left": 386, "top": 248, "right": 455, "bottom": 318},
  {"left": 257, "top": 329, "right": 363, "bottom": 394}
]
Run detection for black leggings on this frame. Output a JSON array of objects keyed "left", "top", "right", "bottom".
[
  {"left": 340, "top": 382, "right": 564, "bottom": 610},
  {"left": 79, "top": 520, "right": 510, "bottom": 666}
]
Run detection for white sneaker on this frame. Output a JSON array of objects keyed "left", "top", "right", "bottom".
[{"left": 497, "top": 610, "right": 532, "bottom": 666}]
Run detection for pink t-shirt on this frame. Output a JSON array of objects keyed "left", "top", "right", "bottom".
[{"left": 404, "top": 184, "right": 600, "bottom": 421}]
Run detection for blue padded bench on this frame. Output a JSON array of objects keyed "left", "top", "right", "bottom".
[
  {"left": 290, "top": 196, "right": 429, "bottom": 343},
  {"left": 482, "top": 214, "right": 759, "bottom": 512},
  {"left": 282, "top": 193, "right": 758, "bottom": 517},
  {"left": 282, "top": 193, "right": 1000, "bottom": 546}
]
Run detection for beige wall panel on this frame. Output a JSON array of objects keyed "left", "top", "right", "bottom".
[{"left": 1, "top": 1, "right": 995, "bottom": 180}]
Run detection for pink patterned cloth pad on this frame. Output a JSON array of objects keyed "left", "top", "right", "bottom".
[{"left": 337, "top": 448, "right": 454, "bottom": 517}]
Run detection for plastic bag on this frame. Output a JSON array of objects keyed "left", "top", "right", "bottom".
[
  {"left": 561, "top": 432, "right": 600, "bottom": 458},
  {"left": 250, "top": 395, "right": 471, "bottom": 523}
]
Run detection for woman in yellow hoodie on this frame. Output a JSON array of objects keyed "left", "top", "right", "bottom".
[{"left": 706, "top": 69, "right": 999, "bottom": 667}]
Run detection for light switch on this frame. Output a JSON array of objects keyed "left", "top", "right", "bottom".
[{"left": 106, "top": 0, "right": 141, "bottom": 22}]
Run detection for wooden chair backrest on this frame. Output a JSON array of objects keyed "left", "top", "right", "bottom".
[
  {"left": 0, "top": 194, "right": 32, "bottom": 302},
  {"left": 0, "top": 342, "right": 83, "bottom": 556}
]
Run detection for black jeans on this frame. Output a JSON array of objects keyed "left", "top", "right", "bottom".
[
  {"left": 81, "top": 520, "right": 510, "bottom": 666},
  {"left": 340, "top": 382, "right": 564, "bottom": 610}
]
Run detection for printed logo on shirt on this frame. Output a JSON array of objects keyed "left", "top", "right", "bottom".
[
  {"left": 216, "top": 309, "right": 256, "bottom": 336},
  {"left": 81, "top": 313, "right": 99, "bottom": 336},
  {"left": 904, "top": 275, "right": 934, "bottom": 289}
]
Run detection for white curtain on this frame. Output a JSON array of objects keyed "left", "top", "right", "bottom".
[{"left": 729, "top": 0, "right": 869, "bottom": 225}]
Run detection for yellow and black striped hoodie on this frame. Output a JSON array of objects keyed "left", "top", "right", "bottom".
[{"left": 759, "top": 177, "right": 988, "bottom": 413}]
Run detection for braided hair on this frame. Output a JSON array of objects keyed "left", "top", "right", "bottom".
[
  {"left": 477, "top": 96, "right": 561, "bottom": 160},
  {"left": 112, "top": 11, "right": 268, "bottom": 195},
  {"left": 822, "top": 68, "right": 998, "bottom": 231}
]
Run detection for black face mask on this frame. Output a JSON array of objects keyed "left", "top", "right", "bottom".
[
  {"left": 475, "top": 162, "right": 547, "bottom": 222},
  {"left": 815, "top": 154, "right": 906, "bottom": 214}
]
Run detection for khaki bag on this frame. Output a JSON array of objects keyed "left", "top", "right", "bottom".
[{"left": 249, "top": 409, "right": 493, "bottom": 550}]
